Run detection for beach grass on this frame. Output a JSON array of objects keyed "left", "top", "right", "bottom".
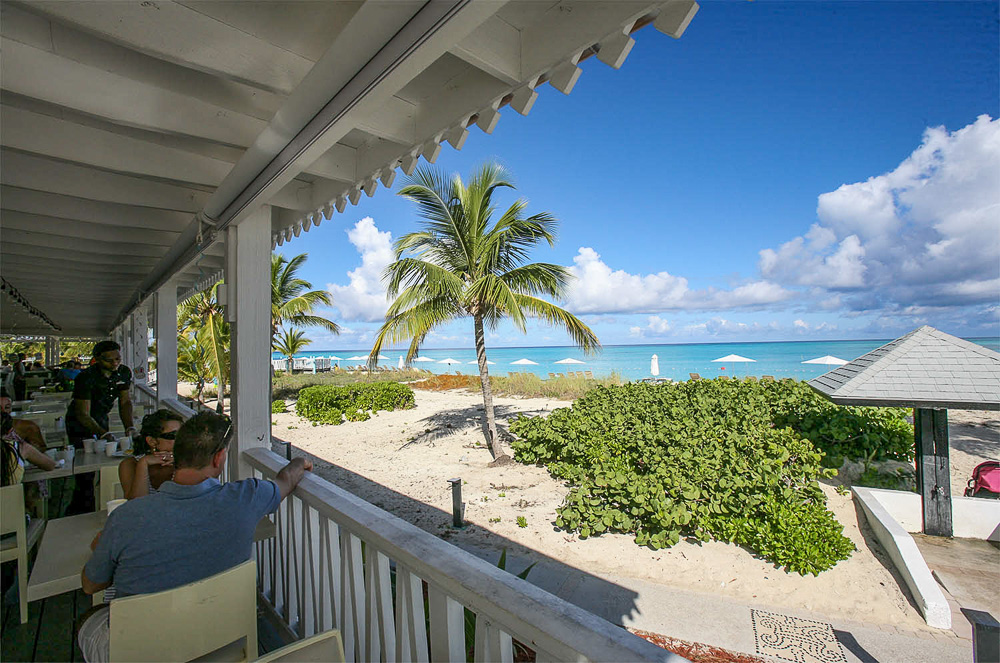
[
  {"left": 413, "top": 371, "right": 624, "bottom": 400},
  {"left": 271, "top": 368, "right": 430, "bottom": 401}
]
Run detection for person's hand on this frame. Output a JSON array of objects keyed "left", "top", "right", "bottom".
[
  {"left": 125, "top": 426, "right": 137, "bottom": 437},
  {"left": 141, "top": 451, "right": 173, "bottom": 467},
  {"left": 101, "top": 432, "right": 116, "bottom": 442}
]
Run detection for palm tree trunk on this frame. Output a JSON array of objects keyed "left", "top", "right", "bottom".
[{"left": 473, "top": 314, "right": 506, "bottom": 461}]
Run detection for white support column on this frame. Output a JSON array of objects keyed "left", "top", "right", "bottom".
[
  {"left": 227, "top": 205, "right": 273, "bottom": 480},
  {"left": 131, "top": 307, "right": 149, "bottom": 387},
  {"left": 155, "top": 281, "right": 178, "bottom": 404},
  {"left": 44, "top": 337, "right": 55, "bottom": 366}
]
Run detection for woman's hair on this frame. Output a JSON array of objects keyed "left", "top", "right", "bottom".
[
  {"left": 135, "top": 409, "right": 185, "bottom": 455},
  {"left": 1, "top": 413, "right": 22, "bottom": 487}
]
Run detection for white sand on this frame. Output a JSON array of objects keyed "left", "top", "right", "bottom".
[{"left": 267, "top": 388, "right": 997, "bottom": 632}]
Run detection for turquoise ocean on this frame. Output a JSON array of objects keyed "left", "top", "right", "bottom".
[{"left": 275, "top": 337, "right": 1000, "bottom": 383}]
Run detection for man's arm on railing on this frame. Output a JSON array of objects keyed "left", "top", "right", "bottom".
[{"left": 273, "top": 457, "right": 313, "bottom": 499}]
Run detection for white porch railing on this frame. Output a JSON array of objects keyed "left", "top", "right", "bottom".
[{"left": 244, "top": 447, "right": 683, "bottom": 663}]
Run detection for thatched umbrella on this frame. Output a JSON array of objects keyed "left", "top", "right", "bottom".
[{"left": 808, "top": 326, "right": 1000, "bottom": 536}]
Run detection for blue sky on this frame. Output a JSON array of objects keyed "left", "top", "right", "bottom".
[{"left": 278, "top": 1, "right": 1000, "bottom": 352}]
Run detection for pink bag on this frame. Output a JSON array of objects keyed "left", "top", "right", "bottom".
[{"left": 964, "top": 461, "right": 1000, "bottom": 499}]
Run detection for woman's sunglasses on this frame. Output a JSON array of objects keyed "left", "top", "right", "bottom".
[{"left": 157, "top": 431, "right": 178, "bottom": 440}]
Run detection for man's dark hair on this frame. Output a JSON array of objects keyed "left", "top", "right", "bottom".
[
  {"left": 92, "top": 340, "right": 120, "bottom": 357},
  {"left": 173, "top": 412, "right": 232, "bottom": 469}
]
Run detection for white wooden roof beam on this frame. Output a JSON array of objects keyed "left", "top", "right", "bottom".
[
  {"left": 2, "top": 255, "right": 153, "bottom": 276},
  {"left": 1, "top": 105, "right": 231, "bottom": 187},
  {"left": 22, "top": 0, "right": 315, "bottom": 95},
  {"left": 0, "top": 211, "right": 180, "bottom": 245},
  {"left": 0, "top": 228, "right": 170, "bottom": 257},
  {"left": 0, "top": 150, "right": 210, "bottom": 213},
  {"left": 450, "top": 15, "right": 521, "bottom": 86},
  {"left": 0, "top": 37, "right": 267, "bottom": 147},
  {"left": 1, "top": 187, "right": 192, "bottom": 232},
  {"left": 0, "top": 3, "right": 284, "bottom": 121}
]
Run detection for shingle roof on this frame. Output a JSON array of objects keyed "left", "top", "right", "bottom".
[{"left": 808, "top": 326, "right": 1000, "bottom": 410}]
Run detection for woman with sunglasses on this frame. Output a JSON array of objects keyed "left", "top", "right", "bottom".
[{"left": 118, "top": 410, "right": 184, "bottom": 499}]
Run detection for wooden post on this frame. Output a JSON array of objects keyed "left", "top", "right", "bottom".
[
  {"left": 227, "top": 205, "right": 273, "bottom": 480},
  {"left": 155, "top": 281, "right": 178, "bottom": 404},
  {"left": 914, "top": 408, "right": 952, "bottom": 537},
  {"left": 131, "top": 307, "right": 148, "bottom": 387}
]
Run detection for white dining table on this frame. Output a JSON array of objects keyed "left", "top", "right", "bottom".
[{"left": 27, "top": 510, "right": 107, "bottom": 602}]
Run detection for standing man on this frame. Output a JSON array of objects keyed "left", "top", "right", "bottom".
[
  {"left": 78, "top": 412, "right": 312, "bottom": 662},
  {"left": 65, "top": 341, "right": 136, "bottom": 448}
]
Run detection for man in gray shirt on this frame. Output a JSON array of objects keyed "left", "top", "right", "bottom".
[{"left": 78, "top": 412, "right": 312, "bottom": 662}]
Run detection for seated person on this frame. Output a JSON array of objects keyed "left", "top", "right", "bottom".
[
  {"left": 1, "top": 411, "right": 58, "bottom": 486},
  {"left": 117, "top": 410, "right": 183, "bottom": 499},
  {"left": 57, "top": 360, "right": 82, "bottom": 383},
  {"left": 0, "top": 392, "right": 46, "bottom": 452},
  {"left": 78, "top": 412, "right": 312, "bottom": 662}
]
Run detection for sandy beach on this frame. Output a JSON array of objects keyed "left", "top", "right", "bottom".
[{"left": 262, "top": 385, "right": 999, "bottom": 634}]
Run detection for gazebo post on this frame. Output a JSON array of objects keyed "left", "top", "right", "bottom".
[{"left": 914, "top": 408, "right": 953, "bottom": 537}]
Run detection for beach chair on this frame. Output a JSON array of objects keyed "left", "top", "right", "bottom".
[
  {"left": 718, "top": 375, "right": 730, "bottom": 380},
  {"left": 761, "top": 375, "right": 775, "bottom": 381},
  {"left": 585, "top": 371, "right": 594, "bottom": 379},
  {"left": 557, "top": 373, "right": 565, "bottom": 378},
  {"left": 548, "top": 373, "right": 556, "bottom": 379},
  {"left": 689, "top": 373, "right": 701, "bottom": 381},
  {"left": 1, "top": 483, "right": 44, "bottom": 623}
]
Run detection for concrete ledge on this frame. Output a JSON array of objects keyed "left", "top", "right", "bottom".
[
  {"left": 862, "top": 487, "right": 1000, "bottom": 541},
  {"left": 853, "top": 487, "right": 952, "bottom": 629}
]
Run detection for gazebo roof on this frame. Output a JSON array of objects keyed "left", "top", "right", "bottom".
[{"left": 808, "top": 326, "right": 1000, "bottom": 410}]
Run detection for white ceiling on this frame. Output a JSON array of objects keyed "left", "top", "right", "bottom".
[{"left": 0, "top": 0, "right": 698, "bottom": 337}]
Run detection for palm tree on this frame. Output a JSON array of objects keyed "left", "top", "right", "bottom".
[
  {"left": 177, "top": 334, "right": 210, "bottom": 404},
  {"left": 370, "top": 163, "right": 600, "bottom": 462},
  {"left": 274, "top": 328, "right": 312, "bottom": 372},
  {"left": 271, "top": 253, "right": 341, "bottom": 350},
  {"left": 178, "top": 283, "right": 229, "bottom": 413}
]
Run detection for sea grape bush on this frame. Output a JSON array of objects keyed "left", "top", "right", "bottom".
[
  {"left": 509, "top": 379, "right": 908, "bottom": 575},
  {"left": 295, "top": 381, "right": 415, "bottom": 425},
  {"left": 270, "top": 399, "right": 287, "bottom": 414}
]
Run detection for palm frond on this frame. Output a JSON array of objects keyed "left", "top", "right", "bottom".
[{"left": 512, "top": 293, "right": 601, "bottom": 355}]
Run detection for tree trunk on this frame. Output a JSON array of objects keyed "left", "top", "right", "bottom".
[{"left": 473, "top": 315, "right": 506, "bottom": 461}]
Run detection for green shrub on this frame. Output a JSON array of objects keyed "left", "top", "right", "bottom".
[
  {"left": 295, "top": 381, "right": 415, "bottom": 425},
  {"left": 509, "top": 379, "right": 879, "bottom": 575},
  {"left": 271, "top": 400, "right": 287, "bottom": 414},
  {"left": 272, "top": 369, "right": 428, "bottom": 401}
]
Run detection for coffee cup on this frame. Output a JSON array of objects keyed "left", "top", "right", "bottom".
[
  {"left": 106, "top": 499, "right": 127, "bottom": 515},
  {"left": 119, "top": 435, "right": 133, "bottom": 452},
  {"left": 59, "top": 447, "right": 75, "bottom": 462},
  {"left": 105, "top": 440, "right": 118, "bottom": 456},
  {"left": 83, "top": 438, "right": 95, "bottom": 453},
  {"left": 93, "top": 439, "right": 107, "bottom": 455},
  {"left": 45, "top": 449, "right": 58, "bottom": 461}
]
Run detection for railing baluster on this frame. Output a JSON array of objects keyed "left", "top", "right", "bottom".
[
  {"left": 427, "top": 585, "right": 465, "bottom": 662},
  {"left": 274, "top": 491, "right": 287, "bottom": 619},
  {"left": 287, "top": 496, "right": 301, "bottom": 634},
  {"left": 301, "top": 500, "right": 319, "bottom": 637},
  {"left": 341, "top": 532, "right": 366, "bottom": 661},
  {"left": 365, "top": 550, "right": 395, "bottom": 662},
  {"left": 394, "top": 567, "right": 429, "bottom": 663},
  {"left": 498, "top": 630, "right": 514, "bottom": 663}
]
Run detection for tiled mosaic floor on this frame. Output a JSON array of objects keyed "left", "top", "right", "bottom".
[{"left": 751, "top": 609, "right": 847, "bottom": 663}]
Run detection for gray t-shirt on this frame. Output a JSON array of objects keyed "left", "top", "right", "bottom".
[{"left": 85, "top": 477, "right": 280, "bottom": 597}]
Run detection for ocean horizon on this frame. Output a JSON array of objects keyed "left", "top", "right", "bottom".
[{"left": 274, "top": 337, "right": 1000, "bottom": 383}]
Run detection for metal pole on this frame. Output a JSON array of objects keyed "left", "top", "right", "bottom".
[
  {"left": 962, "top": 608, "right": 1000, "bottom": 663},
  {"left": 448, "top": 478, "right": 464, "bottom": 527}
]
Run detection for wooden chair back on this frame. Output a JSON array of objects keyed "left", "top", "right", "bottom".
[
  {"left": 0, "top": 484, "right": 29, "bottom": 623},
  {"left": 109, "top": 560, "right": 258, "bottom": 662},
  {"left": 98, "top": 464, "right": 125, "bottom": 511}
]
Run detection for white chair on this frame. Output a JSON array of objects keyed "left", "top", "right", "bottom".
[
  {"left": 0, "top": 484, "right": 45, "bottom": 624},
  {"left": 98, "top": 464, "right": 124, "bottom": 512},
  {"left": 255, "top": 630, "right": 345, "bottom": 663},
  {"left": 109, "top": 560, "right": 258, "bottom": 662}
]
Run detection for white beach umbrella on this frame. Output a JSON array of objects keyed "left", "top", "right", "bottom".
[
  {"left": 511, "top": 358, "right": 538, "bottom": 365},
  {"left": 412, "top": 357, "right": 435, "bottom": 362},
  {"left": 398, "top": 356, "right": 405, "bottom": 369},
  {"left": 802, "top": 355, "right": 848, "bottom": 366},
  {"left": 554, "top": 358, "right": 584, "bottom": 364},
  {"left": 467, "top": 359, "right": 495, "bottom": 364},
  {"left": 650, "top": 354, "right": 659, "bottom": 376},
  {"left": 438, "top": 358, "right": 462, "bottom": 365},
  {"left": 712, "top": 354, "right": 756, "bottom": 363},
  {"left": 347, "top": 355, "right": 368, "bottom": 361},
  {"left": 327, "top": 355, "right": 343, "bottom": 361},
  {"left": 711, "top": 353, "right": 755, "bottom": 377}
]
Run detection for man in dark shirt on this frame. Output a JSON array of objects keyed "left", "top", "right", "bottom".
[{"left": 65, "top": 340, "right": 136, "bottom": 447}]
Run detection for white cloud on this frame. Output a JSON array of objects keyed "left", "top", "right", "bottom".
[
  {"left": 759, "top": 115, "right": 1000, "bottom": 310},
  {"left": 327, "top": 218, "right": 394, "bottom": 322},
  {"left": 565, "top": 247, "right": 794, "bottom": 314},
  {"left": 629, "top": 315, "right": 672, "bottom": 338}
]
